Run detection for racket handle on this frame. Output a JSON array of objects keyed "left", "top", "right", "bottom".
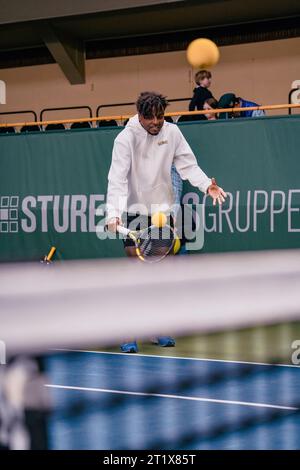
[
  {"left": 46, "top": 246, "right": 56, "bottom": 262},
  {"left": 117, "top": 225, "right": 130, "bottom": 236}
]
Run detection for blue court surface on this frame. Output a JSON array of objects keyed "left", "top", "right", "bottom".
[{"left": 45, "top": 349, "right": 300, "bottom": 450}]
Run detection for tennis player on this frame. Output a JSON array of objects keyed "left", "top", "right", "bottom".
[{"left": 106, "top": 91, "right": 226, "bottom": 352}]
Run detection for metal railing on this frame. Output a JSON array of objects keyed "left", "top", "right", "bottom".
[
  {"left": 96, "top": 98, "right": 190, "bottom": 115},
  {"left": 40, "top": 106, "right": 92, "bottom": 122},
  {"left": 288, "top": 88, "right": 300, "bottom": 115},
  {"left": 0, "top": 110, "right": 37, "bottom": 121},
  {"left": 0, "top": 103, "right": 299, "bottom": 130}
]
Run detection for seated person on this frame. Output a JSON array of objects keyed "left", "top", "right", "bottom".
[
  {"left": 203, "top": 97, "right": 219, "bottom": 120},
  {"left": 218, "top": 93, "right": 265, "bottom": 118},
  {"left": 235, "top": 96, "right": 265, "bottom": 117},
  {"left": 217, "top": 93, "right": 236, "bottom": 119}
]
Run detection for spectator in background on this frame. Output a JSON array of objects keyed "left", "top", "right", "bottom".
[
  {"left": 218, "top": 93, "right": 265, "bottom": 119},
  {"left": 188, "top": 70, "right": 215, "bottom": 120},
  {"left": 217, "top": 93, "right": 236, "bottom": 119},
  {"left": 235, "top": 95, "right": 265, "bottom": 117},
  {"left": 203, "top": 97, "right": 219, "bottom": 120}
]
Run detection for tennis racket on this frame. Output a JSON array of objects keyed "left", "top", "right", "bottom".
[
  {"left": 40, "top": 246, "right": 56, "bottom": 265},
  {"left": 117, "top": 224, "right": 175, "bottom": 263}
]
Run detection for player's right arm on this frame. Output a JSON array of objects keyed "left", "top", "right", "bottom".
[
  {"left": 107, "top": 217, "right": 121, "bottom": 233},
  {"left": 106, "top": 138, "right": 131, "bottom": 231}
]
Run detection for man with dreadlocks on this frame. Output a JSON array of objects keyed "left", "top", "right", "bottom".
[{"left": 106, "top": 91, "right": 226, "bottom": 352}]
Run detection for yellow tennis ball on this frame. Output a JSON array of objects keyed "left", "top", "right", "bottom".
[
  {"left": 151, "top": 212, "right": 167, "bottom": 228},
  {"left": 186, "top": 38, "right": 220, "bottom": 69},
  {"left": 173, "top": 235, "right": 181, "bottom": 255}
]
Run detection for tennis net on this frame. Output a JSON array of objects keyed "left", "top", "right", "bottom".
[{"left": 0, "top": 250, "right": 300, "bottom": 450}]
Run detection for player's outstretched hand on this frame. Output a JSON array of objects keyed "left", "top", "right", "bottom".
[{"left": 207, "top": 178, "right": 227, "bottom": 206}]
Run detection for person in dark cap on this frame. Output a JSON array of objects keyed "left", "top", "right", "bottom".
[
  {"left": 218, "top": 93, "right": 265, "bottom": 119},
  {"left": 218, "top": 93, "right": 236, "bottom": 119}
]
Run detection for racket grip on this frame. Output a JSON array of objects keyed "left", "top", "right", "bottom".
[
  {"left": 117, "top": 225, "right": 130, "bottom": 236},
  {"left": 46, "top": 246, "right": 56, "bottom": 262}
]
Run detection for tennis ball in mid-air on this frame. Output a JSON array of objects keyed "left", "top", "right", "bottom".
[
  {"left": 186, "top": 38, "right": 220, "bottom": 68},
  {"left": 151, "top": 212, "right": 167, "bottom": 228}
]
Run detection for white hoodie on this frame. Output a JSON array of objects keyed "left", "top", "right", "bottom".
[{"left": 106, "top": 114, "right": 211, "bottom": 219}]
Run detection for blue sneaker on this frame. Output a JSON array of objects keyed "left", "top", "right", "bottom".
[
  {"left": 120, "top": 341, "right": 138, "bottom": 353},
  {"left": 153, "top": 336, "right": 175, "bottom": 347}
]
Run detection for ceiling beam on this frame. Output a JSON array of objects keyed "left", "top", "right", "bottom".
[{"left": 37, "top": 22, "right": 85, "bottom": 85}]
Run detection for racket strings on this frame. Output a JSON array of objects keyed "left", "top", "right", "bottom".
[{"left": 139, "top": 225, "right": 174, "bottom": 259}]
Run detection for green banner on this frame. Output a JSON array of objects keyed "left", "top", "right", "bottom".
[
  {"left": 0, "top": 116, "right": 299, "bottom": 261},
  {"left": 180, "top": 115, "right": 300, "bottom": 253}
]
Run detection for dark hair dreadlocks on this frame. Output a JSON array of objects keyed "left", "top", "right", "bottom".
[{"left": 136, "top": 91, "right": 169, "bottom": 118}]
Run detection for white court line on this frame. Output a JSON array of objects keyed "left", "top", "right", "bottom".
[
  {"left": 52, "top": 348, "right": 300, "bottom": 369},
  {"left": 45, "top": 384, "right": 298, "bottom": 411}
]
